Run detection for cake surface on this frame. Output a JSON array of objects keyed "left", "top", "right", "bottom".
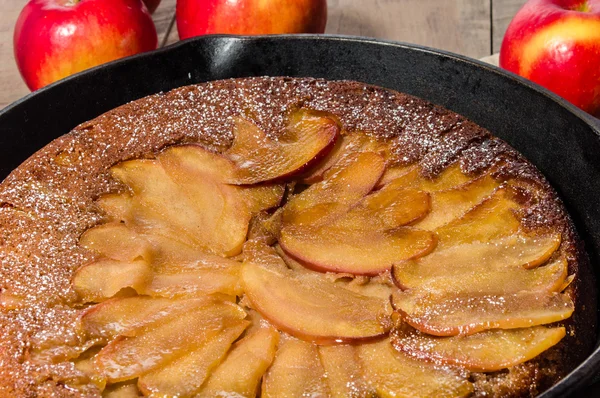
[{"left": 0, "top": 77, "right": 596, "bottom": 397}]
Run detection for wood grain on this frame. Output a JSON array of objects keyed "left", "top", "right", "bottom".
[
  {"left": 326, "top": 0, "right": 491, "bottom": 59},
  {"left": 492, "top": 0, "right": 527, "bottom": 53}
]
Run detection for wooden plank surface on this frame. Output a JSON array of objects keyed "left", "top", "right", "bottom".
[
  {"left": 1, "top": 0, "right": 505, "bottom": 109},
  {"left": 326, "top": 0, "right": 491, "bottom": 59},
  {"left": 492, "top": 0, "right": 527, "bottom": 53}
]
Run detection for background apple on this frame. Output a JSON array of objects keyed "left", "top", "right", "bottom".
[
  {"left": 176, "top": 0, "right": 327, "bottom": 40},
  {"left": 499, "top": 0, "right": 600, "bottom": 116},
  {"left": 14, "top": 0, "right": 158, "bottom": 91}
]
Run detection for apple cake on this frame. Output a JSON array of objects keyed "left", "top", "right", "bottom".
[{"left": 0, "top": 77, "right": 596, "bottom": 397}]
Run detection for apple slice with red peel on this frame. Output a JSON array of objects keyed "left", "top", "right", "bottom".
[
  {"left": 79, "top": 222, "right": 152, "bottom": 262},
  {"left": 392, "top": 290, "right": 574, "bottom": 337},
  {"left": 393, "top": 257, "right": 568, "bottom": 295},
  {"left": 198, "top": 326, "right": 280, "bottom": 397},
  {"left": 145, "top": 266, "right": 242, "bottom": 298},
  {"left": 391, "top": 324, "right": 566, "bottom": 372},
  {"left": 280, "top": 221, "right": 436, "bottom": 276},
  {"left": 138, "top": 321, "right": 249, "bottom": 397},
  {"left": 301, "top": 131, "right": 388, "bottom": 183},
  {"left": 357, "top": 339, "right": 473, "bottom": 398},
  {"left": 343, "top": 186, "right": 431, "bottom": 229},
  {"left": 435, "top": 187, "right": 521, "bottom": 247},
  {"left": 82, "top": 296, "right": 218, "bottom": 339},
  {"left": 158, "top": 144, "right": 286, "bottom": 214},
  {"left": 415, "top": 174, "right": 502, "bottom": 230},
  {"left": 94, "top": 301, "right": 246, "bottom": 382},
  {"left": 261, "top": 337, "right": 329, "bottom": 397},
  {"left": 241, "top": 261, "right": 392, "bottom": 343},
  {"left": 319, "top": 345, "right": 372, "bottom": 398},
  {"left": 392, "top": 234, "right": 564, "bottom": 291},
  {"left": 282, "top": 151, "right": 386, "bottom": 226},
  {"left": 225, "top": 110, "right": 340, "bottom": 184},
  {"left": 73, "top": 259, "right": 152, "bottom": 303}
]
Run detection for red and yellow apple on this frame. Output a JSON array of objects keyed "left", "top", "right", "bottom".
[
  {"left": 14, "top": 0, "right": 158, "bottom": 91},
  {"left": 143, "top": 0, "right": 162, "bottom": 14},
  {"left": 500, "top": 0, "right": 600, "bottom": 115},
  {"left": 176, "top": 0, "right": 327, "bottom": 40}
]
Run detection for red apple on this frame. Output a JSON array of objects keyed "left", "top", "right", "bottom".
[
  {"left": 499, "top": 0, "right": 600, "bottom": 116},
  {"left": 14, "top": 0, "right": 158, "bottom": 91},
  {"left": 176, "top": 0, "right": 327, "bottom": 40}
]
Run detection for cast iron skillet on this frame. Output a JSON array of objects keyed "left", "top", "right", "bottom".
[{"left": 0, "top": 35, "right": 599, "bottom": 397}]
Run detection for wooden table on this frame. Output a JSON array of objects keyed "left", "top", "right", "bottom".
[{"left": 0, "top": 0, "right": 527, "bottom": 109}]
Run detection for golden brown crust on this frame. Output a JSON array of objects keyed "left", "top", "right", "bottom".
[{"left": 0, "top": 77, "right": 595, "bottom": 397}]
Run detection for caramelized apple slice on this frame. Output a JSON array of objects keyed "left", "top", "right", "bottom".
[
  {"left": 393, "top": 257, "right": 568, "bottom": 294},
  {"left": 82, "top": 296, "right": 217, "bottom": 338},
  {"left": 241, "top": 262, "right": 391, "bottom": 342},
  {"left": 79, "top": 222, "right": 152, "bottom": 262},
  {"left": 415, "top": 174, "right": 501, "bottom": 230},
  {"left": 138, "top": 321, "right": 249, "bottom": 397},
  {"left": 392, "top": 234, "right": 564, "bottom": 291},
  {"left": 262, "top": 337, "right": 329, "bottom": 397},
  {"left": 146, "top": 266, "right": 242, "bottom": 298},
  {"left": 198, "top": 326, "right": 279, "bottom": 397},
  {"left": 103, "top": 382, "right": 140, "bottom": 397},
  {"left": 435, "top": 187, "right": 521, "bottom": 247},
  {"left": 226, "top": 110, "right": 339, "bottom": 184},
  {"left": 96, "top": 193, "right": 133, "bottom": 223},
  {"left": 384, "top": 162, "right": 473, "bottom": 192},
  {"left": 302, "top": 131, "right": 388, "bottom": 183},
  {"left": 348, "top": 187, "right": 431, "bottom": 229},
  {"left": 392, "top": 290, "right": 574, "bottom": 336},
  {"left": 73, "top": 259, "right": 152, "bottom": 303},
  {"left": 392, "top": 325, "right": 566, "bottom": 372},
  {"left": 319, "top": 345, "right": 371, "bottom": 397},
  {"left": 280, "top": 222, "right": 436, "bottom": 276},
  {"left": 357, "top": 339, "right": 473, "bottom": 398},
  {"left": 283, "top": 151, "right": 386, "bottom": 226},
  {"left": 111, "top": 159, "right": 247, "bottom": 256},
  {"left": 94, "top": 301, "right": 246, "bottom": 382}
]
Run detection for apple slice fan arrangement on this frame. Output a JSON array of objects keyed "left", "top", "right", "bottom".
[{"left": 0, "top": 78, "right": 594, "bottom": 397}]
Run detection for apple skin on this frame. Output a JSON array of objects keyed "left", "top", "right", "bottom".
[
  {"left": 499, "top": 0, "right": 600, "bottom": 116},
  {"left": 176, "top": 0, "right": 327, "bottom": 40},
  {"left": 14, "top": 0, "right": 158, "bottom": 91}
]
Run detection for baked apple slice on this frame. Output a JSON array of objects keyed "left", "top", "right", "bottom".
[
  {"left": 81, "top": 296, "right": 218, "bottom": 339},
  {"left": 319, "top": 345, "right": 372, "bottom": 397},
  {"left": 226, "top": 110, "right": 340, "bottom": 184},
  {"left": 241, "top": 261, "right": 392, "bottom": 343},
  {"left": 138, "top": 321, "right": 249, "bottom": 397},
  {"left": 73, "top": 259, "right": 152, "bottom": 303},
  {"left": 145, "top": 265, "right": 242, "bottom": 298},
  {"left": 391, "top": 324, "right": 566, "bottom": 372},
  {"left": 94, "top": 301, "right": 247, "bottom": 382},
  {"left": 261, "top": 337, "right": 329, "bottom": 397},
  {"left": 283, "top": 151, "right": 386, "bottom": 226},
  {"left": 415, "top": 174, "right": 501, "bottom": 230},
  {"left": 198, "top": 326, "right": 279, "bottom": 397},
  {"left": 79, "top": 222, "right": 152, "bottom": 262},
  {"left": 357, "top": 339, "right": 473, "bottom": 398},
  {"left": 393, "top": 257, "right": 568, "bottom": 294},
  {"left": 302, "top": 131, "right": 388, "bottom": 183},
  {"left": 435, "top": 187, "right": 521, "bottom": 247},
  {"left": 392, "top": 290, "right": 574, "bottom": 336},
  {"left": 383, "top": 162, "right": 473, "bottom": 192}
]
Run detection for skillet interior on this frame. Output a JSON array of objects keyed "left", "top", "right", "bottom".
[{"left": 0, "top": 35, "right": 599, "bottom": 397}]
